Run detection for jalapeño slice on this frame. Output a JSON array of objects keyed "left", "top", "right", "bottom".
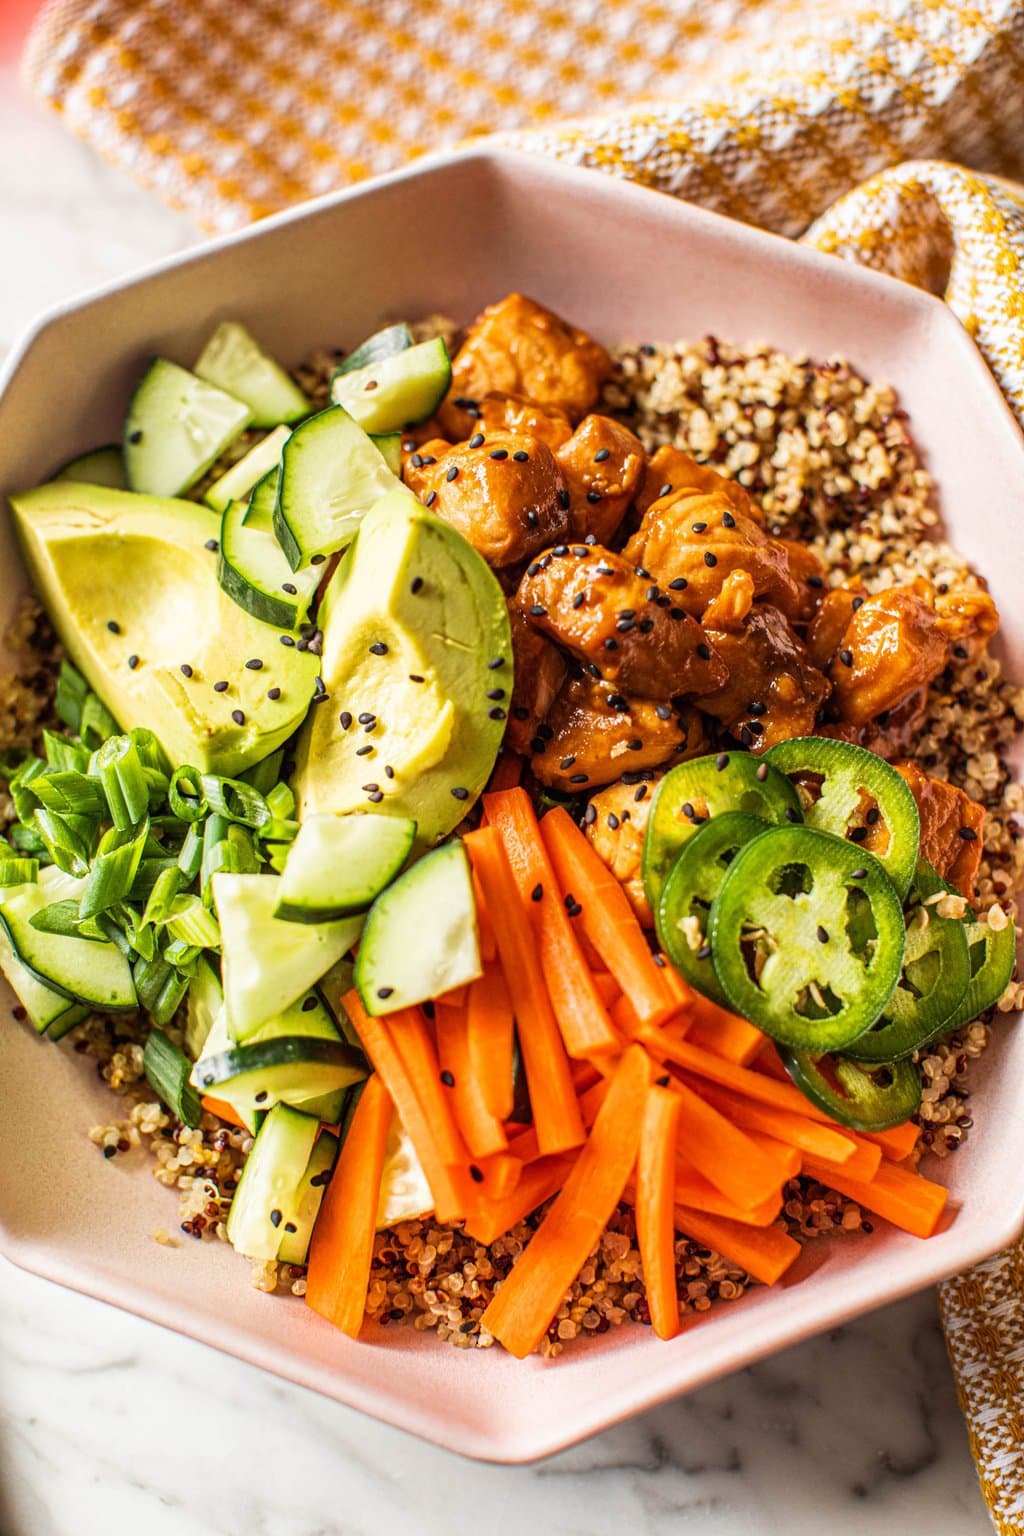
[
  {"left": 709, "top": 824, "right": 906, "bottom": 1052},
  {"left": 656, "top": 811, "right": 769, "bottom": 1007},
  {"left": 642, "top": 751, "right": 801, "bottom": 909},
  {"left": 780, "top": 1047, "right": 922, "bottom": 1131},
  {"left": 943, "top": 913, "right": 1016, "bottom": 1034},
  {"left": 844, "top": 860, "right": 971, "bottom": 1062},
  {"left": 764, "top": 736, "right": 920, "bottom": 899}
]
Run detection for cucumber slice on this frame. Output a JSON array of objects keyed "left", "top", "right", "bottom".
[
  {"left": 329, "top": 337, "right": 451, "bottom": 434},
  {"left": 0, "top": 869, "right": 136, "bottom": 1011},
  {"left": 0, "top": 897, "right": 88, "bottom": 1034},
  {"left": 213, "top": 872, "right": 363, "bottom": 1039},
  {"left": 194, "top": 321, "right": 310, "bottom": 428},
  {"left": 205, "top": 426, "right": 290, "bottom": 514},
  {"left": 293, "top": 1085, "right": 348, "bottom": 1126},
  {"left": 272, "top": 404, "right": 405, "bottom": 571},
  {"left": 218, "top": 497, "right": 320, "bottom": 630},
  {"left": 355, "top": 840, "right": 481, "bottom": 1015},
  {"left": 318, "top": 958, "right": 361, "bottom": 1046},
  {"left": 275, "top": 813, "right": 416, "bottom": 922},
  {"left": 243, "top": 467, "right": 279, "bottom": 533},
  {"left": 53, "top": 446, "right": 126, "bottom": 489},
  {"left": 226, "top": 1103, "right": 320, "bottom": 1260},
  {"left": 370, "top": 433, "right": 402, "bottom": 475},
  {"left": 277, "top": 1131, "right": 339, "bottom": 1264},
  {"left": 336, "top": 323, "right": 413, "bottom": 377},
  {"left": 184, "top": 953, "right": 223, "bottom": 1060},
  {"left": 192, "top": 1035, "right": 366, "bottom": 1122},
  {"left": 124, "top": 358, "right": 252, "bottom": 497},
  {"left": 377, "top": 1112, "right": 432, "bottom": 1227}
]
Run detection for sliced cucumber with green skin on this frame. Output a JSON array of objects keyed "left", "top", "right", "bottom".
[
  {"left": 844, "top": 860, "right": 971, "bottom": 1063},
  {"left": 213, "top": 872, "right": 363, "bottom": 1039},
  {"left": 370, "top": 433, "right": 403, "bottom": 475},
  {"left": 765, "top": 736, "right": 920, "bottom": 900},
  {"left": 272, "top": 404, "right": 405, "bottom": 570},
  {"left": 0, "top": 899, "right": 89, "bottom": 1034},
  {"left": 244, "top": 467, "right": 279, "bottom": 533},
  {"left": 218, "top": 497, "right": 321, "bottom": 630},
  {"left": 275, "top": 813, "right": 416, "bottom": 922},
  {"left": 185, "top": 953, "right": 223, "bottom": 1061},
  {"left": 335, "top": 323, "right": 413, "bottom": 377},
  {"left": 192, "top": 1035, "right": 366, "bottom": 1122},
  {"left": 318, "top": 958, "right": 361, "bottom": 1047},
  {"left": 292, "top": 1085, "right": 348, "bottom": 1126},
  {"left": 226, "top": 1103, "right": 320, "bottom": 1260},
  {"left": 277, "top": 1131, "right": 339, "bottom": 1264},
  {"left": 656, "top": 811, "right": 768, "bottom": 1008},
  {"left": 642, "top": 751, "right": 802, "bottom": 911},
  {"left": 124, "top": 359, "right": 252, "bottom": 497},
  {"left": 45, "top": 1001, "right": 90, "bottom": 1041},
  {"left": 53, "top": 446, "right": 126, "bottom": 489},
  {"left": 944, "top": 914, "right": 1017, "bottom": 1033},
  {"left": 355, "top": 840, "right": 481, "bottom": 1015},
  {"left": 0, "top": 870, "right": 136, "bottom": 1011},
  {"left": 205, "top": 426, "right": 290, "bottom": 514},
  {"left": 194, "top": 321, "right": 310, "bottom": 428},
  {"left": 330, "top": 337, "right": 451, "bottom": 434}
]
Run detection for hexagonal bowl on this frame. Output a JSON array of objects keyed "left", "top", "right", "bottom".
[{"left": 0, "top": 149, "right": 1022, "bottom": 1464}]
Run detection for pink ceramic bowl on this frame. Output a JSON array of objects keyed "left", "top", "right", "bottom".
[{"left": 0, "top": 150, "right": 1022, "bottom": 1463}]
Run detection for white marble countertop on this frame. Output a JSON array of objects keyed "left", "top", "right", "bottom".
[{"left": 0, "top": 66, "right": 994, "bottom": 1536}]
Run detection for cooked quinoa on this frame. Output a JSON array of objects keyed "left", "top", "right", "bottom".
[{"left": 4, "top": 330, "right": 1023, "bottom": 1355}]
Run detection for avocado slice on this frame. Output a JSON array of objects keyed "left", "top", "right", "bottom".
[
  {"left": 293, "top": 490, "right": 512, "bottom": 847},
  {"left": 10, "top": 481, "right": 319, "bottom": 777}
]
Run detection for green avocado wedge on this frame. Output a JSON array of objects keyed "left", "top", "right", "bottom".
[
  {"left": 9, "top": 481, "right": 320, "bottom": 777},
  {"left": 292, "top": 490, "right": 513, "bottom": 848}
]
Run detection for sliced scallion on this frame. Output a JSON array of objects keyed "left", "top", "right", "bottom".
[
  {"left": 265, "top": 781, "right": 295, "bottom": 821},
  {"left": 199, "top": 773, "right": 271, "bottom": 829},
  {"left": 33, "top": 807, "right": 92, "bottom": 877},
  {"left": 142, "top": 1027, "right": 202, "bottom": 1127},
  {"left": 165, "top": 894, "right": 220, "bottom": 950},
  {"left": 54, "top": 660, "right": 89, "bottom": 733},
  {"left": 79, "top": 693, "right": 119, "bottom": 750},
  {"left": 94, "top": 734, "right": 151, "bottom": 828},
  {"left": 79, "top": 819, "right": 149, "bottom": 918},
  {"left": 240, "top": 748, "right": 284, "bottom": 797},
  {"left": 32, "top": 769, "right": 107, "bottom": 821},
  {"left": 168, "top": 765, "right": 207, "bottom": 823},
  {"left": 0, "top": 856, "right": 38, "bottom": 887}
]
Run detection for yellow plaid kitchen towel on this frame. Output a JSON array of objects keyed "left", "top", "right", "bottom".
[{"left": 19, "top": 0, "right": 1024, "bottom": 1527}]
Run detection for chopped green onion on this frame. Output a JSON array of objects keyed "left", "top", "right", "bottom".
[
  {"left": 241, "top": 748, "right": 284, "bottom": 796},
  {"left": 264, "top": 841, "right": 292, "bottom": 875},
  {"left": 8, "top": 758, "right": 48, "bottom": 823},
  {"left": 199, "top": 774, "right": 271, "bottom": 829},
  {"left": 32, "top": 770, "right": 107, "bottom": 820},
  {"left": 130, "top": 727, "right": 167, "bottom": 773},
  {"left": 28, "top": 898, "right": 107, "bottom": 941},
  {"left": 41, "top": 730, "right": 90, "bottom": 773},
  {"left": 94, "top": 735, "right": 150, "bottom": 828},
  {"left": 79, "top": 819, "right": 149, "bottom": 919},
  {"left": 33, "top": 808, "right": 92, "bottom": 877},
  {"left": 10, "top": 823, "right": 46, "bottom": 857},
  {"left": 165, "top": 894, "right": 220, "bottom": 950},
  {"left": 162, "top": 937, "right": 202, "bottom": 972},
  {"left": 142, "top": 1028, "right": 202, "bottom": 1127},
  {"left": 265, "top": 781, "right": 295, "bottom": 821},
  {"left": 168, "top": 765, "right": 207, "bottom": 824},
  {"left": 54, "top": 661, "right": 89, "bottom": 733},
  {"left": 176, "top": 822, "right": 204, "bottom": 881},
  {"left": 131, "top": 857, "right": 180, "bottom": 904},
  {"left": 0, "top": 856, "right": 39, "bottom": 887},
  {"left": 79, "top": 692, "right": 119, "bottom": 750},
  {"left": 200, "top": 815, "right": 257, "bottom": 900}
]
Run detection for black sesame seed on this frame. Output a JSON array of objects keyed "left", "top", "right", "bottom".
[
  {"left": 585, "top": 534, "right": 598, "bottom": 546},
  {"left": 697, "top": 944, "right": 713, "bottom": 961},
  {"left": 748, "top": 701, "right": 767, "bottom": 717},
  {"left": 451, "top": 787, "right": 469, "bottom": 801},
  {"left": 572, "top": 592, "right": 585, "bottom": 609},
  {"left": 267, "top": 687, "right": 281, "bottom": 700},
  {"left": 959, "top": 826, "right": 979, "bottom": 841},
  {"left": 368, "top": 790, "right": 384, "bottom": 803},
  {"left": 441, "top": 1070, "right": 455, "bottom": 1087},
  {"left": 553, "top": 544, "right": 569, "bottom": 557},
  {"left": 716, "top": 753, "right": 729, "bottom": 771},
  {"left": 658, "top": 483, "right": 673, "bottom": 498},
  {"left": 594, "top": 447, "right": 611, "bottom": 463},
  {"left": 572, "top": 545, "right": 589, "bottom": 557},
  {"left": 377, "top": 987, "right": 395, "bottom": 999},
  {"left": 369, "top": 642, "right": 388, "bottom": 655},
  {"left": 704, "top": 551, "right": 718, "bottom": 568},
  {"left": 655, "top": 704, "right": 672, "bottom": 720},
  {"left": 409, "top": 674, "right": 425, "bottom": 683},
  {"left": 310, "top": 553, "right": 327, "bottom": 565},
  {"left": 204, "top": 537, "right": 219, "bottom": 552},
  {"left": 839, "top": 649, "right": 854, "bottom": 667},
  {"left": 488, "top": 707, "right": 506, "bottom": 720},
  {"left": 340, "top": 711, "right": 353, "bottom": 730},
  {"left": 531, "top": 883, "right": 544, "bottom": 902},
  {"left": 129, "top": 429, "right": 143, "bottom": 444},
  {"left": 469, "top": 432, "right": 485, "bottom": 449},
  {"left": 586, "top": 490, "right": 602, "bottom": 504},
  {"left": 489, "top": 448, "right": 509, "bottom": 461},
  {"left": 682, "top": 801, "right": 695, "bottom": 819},
  {"left": 807, "top": 574, "right": 824, "bottom": 589},
  {"left": 608, "top": 812, "right": 620, "bottom": 830},
  {"left": 696, "top": 643, "right": 712, "bottom": 661},
  {"left": 530, "top": 604, "right": 547, "bottom": 618},
  {"left": 817, "top": 926, "right": 829, "bottom": 944},
  {"left": 784, "top": 807, "right": 800, "bottom": 823},
  {"left": 254, "top": 1090, "right": 268, "bottom": 1104},
  {"left": 634, "top": 785, "right": 648, "bottom": 802},
  {"left": 280, "top": 635, "right": 295, "bottom": 647},
  {"left": 385, "top": 765, "right": 395, "bottom": 779},
  {"left": 603, "top": 637, "right": 618, "bottom": 651},
  {"left": 669, "top": 608, "right": 687, "bottom": 621},
  {"left": 583, "top": 804, "right": 597, "bottom": 826},
  {"left": 356, "top": 744, "right": 373, "bottom": 756},
  {"left": 513, "top": 450, "right": 529, "bottom": 463},
  {"left": 722, "top": 512, "right": 736, "bottom": 529},
  {"left": 127, "top": 654, "right": 139, "bottom": 670},
  {"left": 245, "top": 658, "right": 263, "bottom": 670},
  {"left": 531, "top": 736, "right": 547, "bottom": 755},
  {"left": 569, "top": 772, "right": 589, "bottom": 785},
  {"left": 850, "top": 826, "right": 868, "bottom": 842},
  {"left": 425, "top": 491, "right": 437, "bottom": 507},
  {"left": 692, "top": 521, "right": 708, "bottom": 533},
  {"left": 103, "top": 1144, "right": 117, "bottom": 1159},
  {"left": 557, "top": 488, "right": 571, "bottom": 511},
  {"left": 358, "top": 712, "right": 376, "bottom": 725},
  {"left": 469, "top": 1164, "right": 485, "bottom": 1184},
  {"left": 302, "top": 995, "right": 318, "bottom": 1012},
  {"left": 410, "top": 452, "right": 424, "bottom": 467},
  {"left": 213, "top": 680, "right": 229, "bottom": 693},
  {"left": 526, "top": 510, "right": 538, "bottom": 526},
  {"left": 107, "top": 620, "right": 121, "bottom": 634},
  {"left": 180, "top": 663, "right": 193, "bottom": 677},
  {"left": 866, "top": 807, "right": 880, "bottom": 825},
  {"left": 282, "top": 582, "right": 298, "bottom": 595},
  {"left": 231, "top": 709, "right": 245, "bottom": 726},
  {"left": 616, "top": 618, "right": 635, "bottom": 633},
  {"left": 269, "top": 1208, "right": 283, "bottom": 1228}
]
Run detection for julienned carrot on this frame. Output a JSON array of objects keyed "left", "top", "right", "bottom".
[
  {"left": 694, "top": 1080, "right": 858, "bottom": 1166},
  {"left": 863, "top": 1122, "right": 920, "bottom": 1161},
  {"left": 799, "top": 1135, "right": 881, "bottom": 1184},
  {"left": 540, "top": 806, "right": 679, "bottom": 1028},
  {"left": 673, "top": 1204, "right": 801, "bottom": 1286},
  {"left": 803, "top": 1157, "right": 948, "bottom": 1239},
  {"left": 305, "top": 1073, "right": 392, "bottom": 1337},
  {"left": 484, "top": 788, "right": 619, "bottom": 1058},
  {"left": 471, "top": 873, "right": 498, "bottom": 964},
  {"left": 465, "top": 827, "right": 584, "bottom": 1156},
  {"left": 648, "top": 1032, "right": 863, "bottom": 1129},
  {"left": 660, "top": 961, "right": 693, "bottom": 1015},
  {"left": 672, "top": 1161, "right": 782, "bottom": 1226},
  {"left": 637, "top": 1086, "right": 683, "bottom": 1339},
  {"left": 481, "top": 1046, "right": 651, "bottom": 1358},
  {"left": 571, "top": 1059, "right": 603, "bottom": 1095},
  {"left": 741, "top": 1127, "right": 802, "bottom": 1182},
  {"left": 436, "top": 983, "right": 468, "bottom": 1009},
  {"left": 488, "top": 750, "right": 524, "bottom": 792},
  {"left": 201, "top": 1095, "right": 248, "bottom": 1129},
  {"left": 670, "top": 1075, "right": 790, "bottom": 1209},
  {"left": 343, "top": 990, "right": 469, "bottom": 1222},
  {"left": 383, "top": 1005, "right": 465, "bottom": 1166},
  {"left": 686, "top": 1001, "right": 764, "bottom": 1067},
  {"left": 591, "top": 971, "right": 621, "bottom": 1006},
  {"left": 466, "top": 961, "right": 515, "bottom": 1122},
  {"left": 435, "top": 998, "right": 509, "bottom": 1160},
  {"left": 463, "top": 1155, "right": 577, "bottom": 1245}
]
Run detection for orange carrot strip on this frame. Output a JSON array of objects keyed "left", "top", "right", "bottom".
[
  {"left": 741, "top": 1127, "right": 802, "bottom": 1182},
  {"left": 695, "top": 1080, "right": 859, "bottom": 1166},
  {"left": 686, "top": 1001, "right": 764, "bottom": 1067},
  {"left": 488, "top": 750, "right": 524, "bottom": 792},
  {"left": 648, "top": 1033, "right": 858, "bottom": 1126},
  {"left": 463, "top": 1155, "right": 576, "bottom": 1245},
  {"left": 863, "top": 1122, "right": 921, "bottom": 1161},
  {"left": 673, "top": 1204, "right": 801, "bottom": 1285},
  {"left": 673, "top": 1162, "right": 782, "bottom": 1226},
  {"left": 481, "top": 1046, "right": 651, "bottom": 1357},
  {"left": 799, "top": 1135, "right": 881, "bottom": 1184},
  {"left": 305, "top": 1074, "right": 392, "bottom": 1336},
  {"left": 465, "top": 827, "right": 584, "bottom": 1155},
  {"left": 540, "top": 806, "right": 678, "bottom": 1028},
  {"left": 383, "top": 1005, "right": 465, "bottom": 1166},
  {"left": 752, "top": 1039, "right": 792, "bottom": 1081},
  {"left": 343, "top": 990, "right": 468, "bottom": 1222},
  {"left": 201, "top": 1095, "right": 248, "bottom": 1129},
  {"left": 803, "top": 1157, "right": 948, "bottom": 1239},
  {"left": 660, "top": 961, "right": 693, "bottom": 1014},
  {"left": 466, "top": 961, "right": 515, "bottom": 1122},
  {"left": 669, "top": 1075, "right": 790, "bottom": 1209},
  {"left": 484, "top": 788, "right": 619, "bottom": 1058},
  {"left": 435, "top": 983, "right": 468, "bottom": 1009},
  {"left": 435, "top": 998, "right": 509, "bottom": 1160},
  {"left": 637, "top": 1086, "right": 683, "bottom": 1339},
  {"left": 471, "top": 873, "right": 498, "bottom": 964},
  {"left": 590, "top": 971, "right": 621, "bottom": 1006}
]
